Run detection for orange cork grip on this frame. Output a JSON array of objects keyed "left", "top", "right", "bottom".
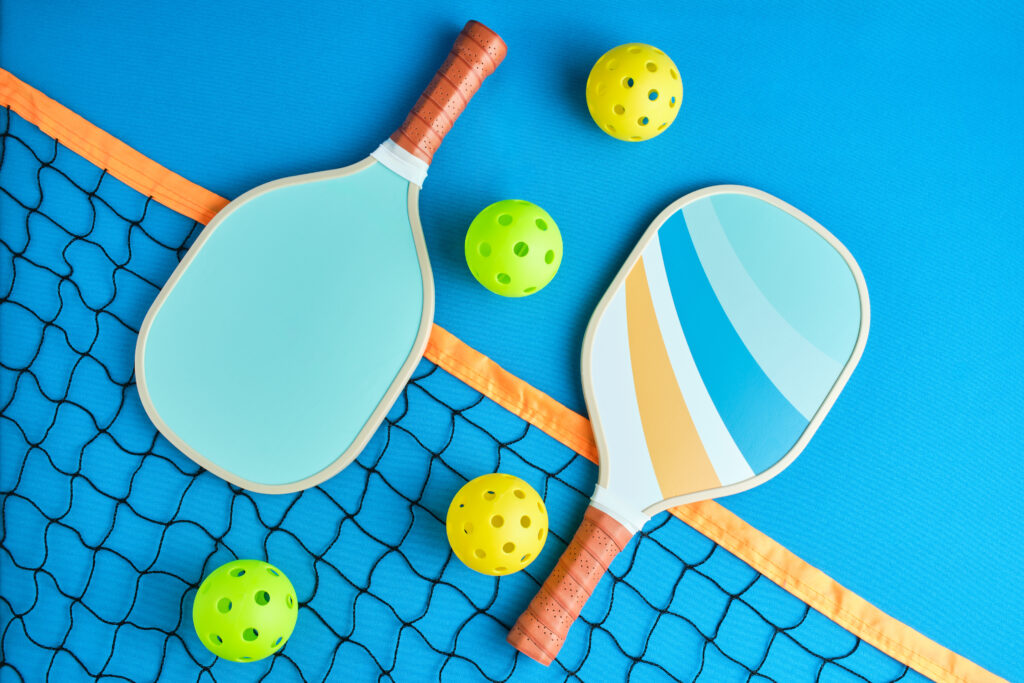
[
  {"left": 507, "top": 505, "right": 635, "bottom": 666},
  {"left": 390, "top": 20, "right": 507, "bottom": 164}
]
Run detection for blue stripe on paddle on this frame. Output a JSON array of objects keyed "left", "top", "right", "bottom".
[{"left": 657, "top": 210, "right": 809, "bottom": 474}]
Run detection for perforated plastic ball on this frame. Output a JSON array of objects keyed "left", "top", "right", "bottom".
[
  {"left": 446, "top": 473, "right": 549, "bottom": 575},
  {"left": 465, "top": 200, "right": 562, "bottom": 297},
  {"left": 192, "top": 559, "right": 298, "bottom": 662},
  {"left": 586, "top": 43, "right": 683, "bottom": 141}
]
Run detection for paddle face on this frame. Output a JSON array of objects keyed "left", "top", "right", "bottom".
[
  {"left": 136, "top": 159, "right": 433, "bottom": 493},
  {"left": 135, "top": 21, "right": 506, "bottom": 494},
  {"left": 583, "top": 185, "right": 869, "bottom": 516}
]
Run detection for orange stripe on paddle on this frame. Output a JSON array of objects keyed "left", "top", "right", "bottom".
[{"left": 625, "top": 260, "right": 720, "bottom": 497}]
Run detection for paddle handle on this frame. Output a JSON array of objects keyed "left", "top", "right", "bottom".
[
  {"left": 507, "top": 505, "right": 635, "bottom": 665},
  {"left": 391, "top": 20, "right": 506, "bottom": 164}
]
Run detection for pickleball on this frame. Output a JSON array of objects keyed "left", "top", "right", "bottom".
[
  {"left": 586, "top": 43, "right": 683, "bottom": 141},
  {"left": 446, "top": 473, "right": 549, "bottom": 575},
  {"left": 465, "top": 200, "right": 562, "bottom": 297},
  {"left": 192, "top": 559, "right": 298, "bottom": 662}
]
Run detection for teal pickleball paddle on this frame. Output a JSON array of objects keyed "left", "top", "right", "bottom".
[{"left": 135, "top": 22, "right": 506, "bottom": 493}]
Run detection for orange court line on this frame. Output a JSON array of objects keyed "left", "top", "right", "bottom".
[
  {"left": 0, "top": 67, "right": 1003, "bottom": 683},
  {"left": 0, "top": 69, "right": 228, "bottom": 224},
  {"left": 424, "top": 325, "right": 600, "bottom": 461}
]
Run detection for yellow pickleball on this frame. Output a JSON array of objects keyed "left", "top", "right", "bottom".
[
  {"left": 446, "top": 473, "right": 548, "bottom": 576},
  {"left": 586, "top": 43, "right": 683, "bottom": 141}
]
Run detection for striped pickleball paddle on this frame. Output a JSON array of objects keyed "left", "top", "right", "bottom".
[{"left": 508, "top": 185, "right": 870, "bottom": 665}]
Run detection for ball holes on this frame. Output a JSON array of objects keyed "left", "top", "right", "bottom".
[
  {"left": 483, "top": 490, "right": 496, "bottom": 500},
  {"left": 475, "top": 548, "right": 486, "bottom": 559},
  {"left": 669, "top": 96, "right": 676, "bottom": 108},
  {"left": 496, "top": 273, "right": 511, "bottom": 285},
  {"left": 594, "top": 82, "right": 606, "bottom": 95},
  {"left": 613, "top": 104, "right": 625, "bottom": 115},
  {"left": 274, "top": 637, "right": 284, "bottom": 647},
  {"left": 209, "top": 634, "right": 223, "bottom": 646},
  {"left": 639, "top": 117, "right": 650, "bottom": 126},
  {"left": 535, "top": 218, "right": 548, "bottom": 231},
  {"left": 286, "top": 595, "right": 295, "bottom": 609},
  {"left": 670, "top": 68, "right": 679, "bottom": 80},
  {"left": 538, "top": 528, "right": 546, "bottom": 542},
  {"left": 503, "top": 542, "right": 516, "bottom": 554},
  {"left": 520, "top": 515, "right": 532, "bottom": 528},
  {"left": 521, "top": 554, "right": 532, "bottom": 563},
  {"left": 513, "top": 489, "right": 526, "bottom": 499},
  {"left": 513, "top": 242, "right": 529, "bottom": 257},
  {"left": 606, "top": 58, "right": 619, "bottom": 70},
  {"left": 629, "top": 46, "right": 642, "bottom": 54},
  {"left": 242, "top": 627, "right": 259, "bottom": 642},
  {"left": 648, "top": 90, "right": 658, "bottom": 101},
  {"left": 240, "top": 656, "right": 252, "bottom": 661},
  {"left": 658, "top": 123, "right": 668, "bottom": 131},
  {"left": 630, "top": 135, "right": 643, "bottom": 141},
  {"left": 495, "top": 566, "right": 507, "bottom": 573},
  {"left": 606, "top": 123, "right": 616, "bottom": 133},
  {"left": 537, "top": 501, "right": 545, "bottom": 514},
  {"left": 623, "top": 77, "right": 635, "bottom": 89},
  {"left": 255, "top": 591, "right": 270, "bottom": 606},
  {"left": 230, "top": 568, "right": 246, "bottom": 578},
  {"left": 266, "top": 568, "right": 280, "bottom": 577},
  {"left": 646, "top": 61, "right": 657, "bottom": 72},
  {"left": 497, "top": 214, "right": 513, "bottom": 226},
  {"left": 544, "top": 250, "right": 555, "bottom": 265},
  {"left": 464, "top": 522, "right": 474, "bottom": 535},
  {"left": 478, "top": 242, "right": 491, "bottom": 257},
  {"left": 216, "top": 598, "right": 232, "bottom": 614},
  {"left": 523, "top": 287, "right": 537, "bottom": 294},
  {"left": 491, "top": 515, "right": 504, "bottom": 528},
  {"left": 458, "top": 503, "right": 465, "bottom": 508}
]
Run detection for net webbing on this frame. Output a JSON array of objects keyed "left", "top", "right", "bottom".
[{"left": 0, "top": 106, "right": 928, "bottom": 682}]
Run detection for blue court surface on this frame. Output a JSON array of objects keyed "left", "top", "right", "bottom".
[{"left": 2, "top": 1, "right": 1022, "bottom": 680}]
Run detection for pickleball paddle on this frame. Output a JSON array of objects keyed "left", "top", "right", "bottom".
[
  {"left": 508, "top": 185, "right": 870, "bottom": 665},
  {"left": 136, "top": 21, "right": 506, "bottom": 494}
]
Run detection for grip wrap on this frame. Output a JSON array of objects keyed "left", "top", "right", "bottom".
[
  {"left": 507, "top": 505, "right": 634, "bottom": 665},
  {"left": 391, "top": 20, "right": 506, "bottom": 164}
]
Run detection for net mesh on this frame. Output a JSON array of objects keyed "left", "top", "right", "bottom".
[{"left": 0, "top": 106, "right": 927, "bottom": 683}]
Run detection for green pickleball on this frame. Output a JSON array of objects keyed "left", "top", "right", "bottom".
[
  {"left": 192, "top": 559, "right": 298, "bottom": 662},
  {"left": 465, "top": 200, "right": 562, "bottom": 297}
]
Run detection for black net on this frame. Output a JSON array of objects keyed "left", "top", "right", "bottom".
[{"left": 0, "top": 105, "right": 928, "bottom": 682}]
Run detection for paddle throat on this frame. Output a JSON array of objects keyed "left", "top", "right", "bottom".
[
  {"left": 371, "top": 139, "right": 429, "bottom": 187},
  {"left": 591, "top": 483, "right": 652, "bottom": 535}
]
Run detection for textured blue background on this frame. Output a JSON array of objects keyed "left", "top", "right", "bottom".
[{"left": 3, "top": 1, "right": 1021, "bottom": 679}]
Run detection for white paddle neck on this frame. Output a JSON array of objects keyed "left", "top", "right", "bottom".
[
  {"left": 371, "top": 139, "right": 429, "bottom": 187},
  {"left": 591, "top": 483, "right": 651, "bottom": 535}
]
